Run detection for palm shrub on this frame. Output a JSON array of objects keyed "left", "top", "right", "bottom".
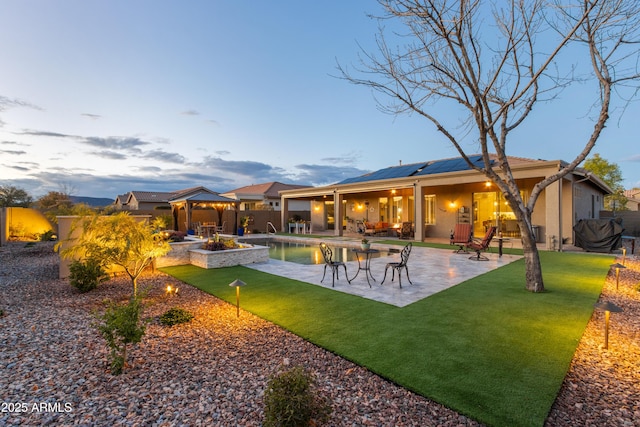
[
  {"left": 94, "top": 296, "right": 147, "bottom": 375},
  {"left": 69, "top": 258, "right": 109, "bottom": 292},
  {"left": 263, "top": 365, "right": 332, "bottom": 427}
]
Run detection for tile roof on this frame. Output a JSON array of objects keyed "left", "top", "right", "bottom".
[{"left": 224, "top": 182, "right": 311, "bottom": 198}]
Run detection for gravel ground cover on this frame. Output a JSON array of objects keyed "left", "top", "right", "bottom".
[{"left": 0, "top": 241, "right": 638, "bottom": 426}]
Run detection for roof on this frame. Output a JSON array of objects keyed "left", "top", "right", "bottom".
[
  {"left": 338, "top": 155, "right": 491, "bottom": 184},
  {"left": 169, "top": 191, "right": 238, "bottom": 204},
  {"left": 127, "top": 191, "right": 175, "bottom": 204},
  {"left": 223, "top": 182, "right": 312, "bottom": 199},
  {"left": 124, "top": 187, "right": 218, "bottom": 204}
]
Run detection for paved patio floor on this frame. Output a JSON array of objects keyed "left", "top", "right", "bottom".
[{"left": 243, "top": 236, "right": 522, "bottom": 307}]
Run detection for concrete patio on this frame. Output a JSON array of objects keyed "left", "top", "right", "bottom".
[{"left": 240, "top": 234, "right": 523, "bottom": 307}]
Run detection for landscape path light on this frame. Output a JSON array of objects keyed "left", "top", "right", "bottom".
[
  {"left": 593, "top": 301, "right": 623, "bottom": 350},
  {"left": 229, "top": 279, "right": 247, "bottom": 318},
  {"left": 610, "top": 263, "right": 626, "bottom": 290}
]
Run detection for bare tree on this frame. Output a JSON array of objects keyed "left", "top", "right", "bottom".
[{"left": 340, "top": 0, "right": 640, "bottom": 292}]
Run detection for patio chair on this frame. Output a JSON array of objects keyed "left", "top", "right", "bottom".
[
  {"left": 450, "top": 223, "right": 473, "bottom": 253},
  {"left": 319, "top": 242, "right": 349, "bottom": 287},
  {"left": 216, "top": 221, "right": 226, "bottom": 233},
  {"left": 466, "top": 226, "right": 497, "bottom": 261},
  {"left": 381, "top": 242, "right": 413, "bottom": 288},
  {"left": 398, "top": 222, "right": 413, "bottom": 239}
]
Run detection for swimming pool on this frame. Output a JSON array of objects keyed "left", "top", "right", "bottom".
[{"left": 243, "top": 239, "right": 393, "bottom": 265}]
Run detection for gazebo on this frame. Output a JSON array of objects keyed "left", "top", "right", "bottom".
[{"left": 169, "top": 191, "right": 239, "bottom": 234}]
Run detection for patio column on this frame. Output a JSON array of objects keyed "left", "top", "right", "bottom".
[
  {"left": 545, "top": 179, "right": 562, "bottom": 251},
  {"left": 281, "top": 197, "right": 290, "bottom": 232},
  {"left": 413, "top": 182, "right": 424, "bottom": 241},
  {"left": 334, "top": 191, "right": 343, "bottom": 237}
]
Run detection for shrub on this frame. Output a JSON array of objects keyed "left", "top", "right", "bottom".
[
  {"left": 263, "top": 365, "right": 332, "bottom": 427},
  {"left": 159, "top": 307, "right": 194, "bottom": 326},
  {"left": 93, "top": 296, "right": 147, "bottom": 375},
  {"left": 38, "top": 230, "right": 56, "bottom": 241},
  {"left": 69, "top": 258, "right": 109, "bottom": 292},
  {"left": 203, "top": 241, "right": 227, "bottom": 251}
]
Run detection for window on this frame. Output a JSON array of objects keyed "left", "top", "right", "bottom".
[
  {"left": 379, "top": 197, "right": 388, "bottom": 222},
  {"left": 424, "top": 195, "right": 436, "bottom": 225},
  {"left": 392, "top": 196, "right": 403, "bottom": 222}
]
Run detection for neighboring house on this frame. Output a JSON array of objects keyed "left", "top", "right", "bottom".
[
  {"left": 279, "top": 155, "right": 611, "bottom": 249},
  {"left": 624, "top": 189, "right": 640, "bottom": 211},
  {"left": 113, "top": 193, "right": 131, "bottom": 210},
  {"left": 222, "top": 182, "right": 311, "bottom": 211},
  {"left": 122, "top": 191, "right": 176, "bottom": 211}
]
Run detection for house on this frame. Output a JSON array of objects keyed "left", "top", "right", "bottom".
[
  {"left": 279, "top": 155, "right": 611, "bottom": 249},
  {"left": 221, "top": 181, "right": 311, "bottom": 211},
  {"left": 113, "top": 194, "right": 130, "bottom": 210},
  {"left": 114, "top": 191, "right": 176, "bottom": 211},
  {"left": 624, "top": 189, "right": 640, "bottom": 211}
]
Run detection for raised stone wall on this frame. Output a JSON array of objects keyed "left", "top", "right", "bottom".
[
  {"left": 189, "top": 245, "right": 269, "bottom": 269},
  {"left": 154, "top": 239, "right": 204, "bottom": 268}
]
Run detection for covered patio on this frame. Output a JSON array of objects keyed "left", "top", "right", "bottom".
[{"left": 169, "top": 191, "right": 239, "bottom": 235}]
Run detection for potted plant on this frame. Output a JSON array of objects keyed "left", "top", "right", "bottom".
[
  {"left": 361, "top": 238, "right": 371, "bottom": 251},
  {"left": 238, "top": 216, "right": 249, "bottom": 236}
]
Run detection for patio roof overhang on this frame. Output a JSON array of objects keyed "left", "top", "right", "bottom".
[{"left": 279, "top": 158, "right": 613, "bottom": 200}]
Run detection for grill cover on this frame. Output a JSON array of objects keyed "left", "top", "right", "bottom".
[{"left": 573, "top": 218, "right": 623, "bottom": 253}]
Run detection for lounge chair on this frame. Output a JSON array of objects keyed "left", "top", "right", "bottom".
[
  {"left": 466, "top": 226, "right": 497, "bottom": 261},
  {"left": 450, "top": 223, "right": 473, "bottom": 253},
  {"left": 381, "top": 242, "right": 413, "bottom": 288},
  {"left": 398, "top": 222, "right": 413, "bottom": 239},
  {"left": 319, "top": 243, "right": 349, "bottom": 287}
]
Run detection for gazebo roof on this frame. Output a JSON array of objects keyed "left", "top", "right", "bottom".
[{"left": 169, "top": 191, "right": 238, "bottom": 204}]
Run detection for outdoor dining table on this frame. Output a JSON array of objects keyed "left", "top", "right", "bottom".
[
  {"left": 349, "top": 248, "right": 379, "bottom": 288},
  {"left": 200, "top": 224, "right": 217, "bottom": 238}
]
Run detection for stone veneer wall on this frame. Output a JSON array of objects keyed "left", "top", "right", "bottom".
[
  {"left": 154, "top": 240, "right": 204, "bottom": 268},
  {"left": 155, "top": 238, "right": 269, "bottom": 269},
  {"left": 189, "top": 246, "right": 269, "bottom": 269}
]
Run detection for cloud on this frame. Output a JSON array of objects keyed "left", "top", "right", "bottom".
[
  {"left": 81, "top": 136, "right": 151, "bottom": 150},
  {"left": 20, "top": 130, "right": 74, "bottom": 138},
  {"left": 293, "top": 163, "right": 370, "bottom": 186},
  {"left": 88, "top": 150, "right": 128, "bottom": 160},
  {"left": 81, "top": 113, "right": 102, "bottom": 120},
  {"left": 0, "top": 149, "right": 27, "bottom": 155},
  {"left": 2, "top": 163, "right": 31, "bottom": 172},
  {"left": 0, "top": 96, "right": 43, "bottom": 126},
  {"left": 624, "top": 154, "right": 640, "bottom": 162},
  {"left": 141, "top": 149, "right": 187, "bottom": 164},
  {"left": 1, "top": 140, "right": 30, "bottom": 147},
  {"left": 181, "top": 109, "right": 200, "bottom": 116}
]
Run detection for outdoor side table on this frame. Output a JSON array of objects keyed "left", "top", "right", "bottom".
[{"left": 350, "top": 248, "right": 379, "bottom": 288}]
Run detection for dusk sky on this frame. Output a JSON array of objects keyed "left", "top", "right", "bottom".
[{"left": 1, "top": 1, "right": 639, "bottom": 200}]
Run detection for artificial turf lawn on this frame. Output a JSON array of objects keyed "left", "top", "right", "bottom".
[{"left": 161, "top": 250, "right": 612, "bottom": 427}]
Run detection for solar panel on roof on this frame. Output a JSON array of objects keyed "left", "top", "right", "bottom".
[
  {"left": 337, "top": 156, "right": 493, "bottom": 184},
  {"left": 415, "top": 155, "right": 486, "bottom": 176},
  {"left": 337, "top": 163, "right": 428, "bottom": 184}
]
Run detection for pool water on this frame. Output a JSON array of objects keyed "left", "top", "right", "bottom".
[{"left": 245, "top": 239, "right": 392, "bottom": 265}]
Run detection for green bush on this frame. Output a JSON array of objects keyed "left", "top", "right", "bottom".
[
  {"left": 263, "top": 365, "right": 332, "bottom": 427},
  {"left": 159, "top": 307, "right": 194, "bottom": 326},
  {"left": 69, "top": 259, "right": 109, "bottom": 292},
  {"left": 94, "top": 296, "right": 147, "bottom": 375},
  {"left": 38, "top": 230, "right": 56, "bottom": 241}
]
